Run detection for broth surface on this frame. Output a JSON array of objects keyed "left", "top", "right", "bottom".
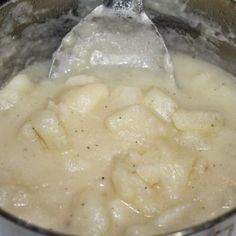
[{"left": 0, "top": 53, "right": 235, "bottom": 235}]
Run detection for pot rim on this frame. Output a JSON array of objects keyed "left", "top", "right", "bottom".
[{"left": 0, "top": 205, "right": 236, "bottom": 235}]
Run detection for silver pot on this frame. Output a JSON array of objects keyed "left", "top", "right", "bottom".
[{"left": 0, "top": 0, "right": 235, "bottom": 235}]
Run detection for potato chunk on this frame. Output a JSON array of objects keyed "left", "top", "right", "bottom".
[
  {"left": 177, "top": 131, "right": 211, "bottom": 151},
  {"left": 112, "top": 143, "right": 195, "bottom": 213},
  {"left": 144, "top": 88, "right": 178, "bottom": 122},
  {"left": 154, "top": 204, "right": 192, "bottom": 227},
  {"left": 5, "top": 74, "right": 33, "bottom": 94},
  {"left": 20, "top": 123, "right": 39, "bottom": 143},
  {"left": 136, "top": 146, "right": 195, "bottom": 200},
  {"left": 30, "top": 110, "right": 69, "bottom": 151},
  {"left": 60, "top": 83, "right": 109, "bottom": 113},
  {"left": 110, "top": 199, "right": 139, "bottom": 225},
  {"left": 172, "top": 109, "right": 223, "bottom": 133},
  {"left": 136, "top": 165, "right": 161, "bottom": 186},
  {"left": 0, "top": 74, "right": 33, "bottom": 111},
  {"left": 154, "top": 157, "right": 192, "bottom": 200},
  {"left": 111, "top": 86, "right": 143, "bottom": 106},
  {"left": 106, "top": 105, "right": 164, "bottom": 143},
  {"left": 112, "top": 157, "right": 163, "bottom": 216},
  {"left": 70, "top": 189, "right": 110, "bottom": 236}
]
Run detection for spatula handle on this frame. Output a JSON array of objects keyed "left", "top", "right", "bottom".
[{"left": 103, "top": 0, "right": 143, "bottom": 13}]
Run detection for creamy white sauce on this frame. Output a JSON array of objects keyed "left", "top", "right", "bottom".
[{"left": 0, "top": 53, "right": 235, "bottom": 236}]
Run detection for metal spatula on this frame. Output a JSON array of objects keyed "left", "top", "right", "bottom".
[{"left": 49, "top": 0, "right": 174, "bottom": 80}]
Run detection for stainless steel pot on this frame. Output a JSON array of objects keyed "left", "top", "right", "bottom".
[{"left": 0, "top": 0, "right": 235, "bottom": 235}]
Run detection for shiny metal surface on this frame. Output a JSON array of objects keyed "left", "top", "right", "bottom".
[
  {"left": 186, "top": 0, "right": 236, "bottom": 74},
  {"left": 0, "top": 0, "right": 235, "bottom": 235},
  {"left": 49, "top": 0, "right": 174, "bottom": 80}
]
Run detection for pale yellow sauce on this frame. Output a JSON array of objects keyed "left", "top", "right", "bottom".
[{"left": 0, "top": 53, "right": 235, "bottom": 236}]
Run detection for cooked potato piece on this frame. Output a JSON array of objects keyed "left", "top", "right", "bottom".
[
  {"left": 112, "top": 145, "right": 194, "bottom": 205},
  {"left": 0, "top": 74, "right": 33, "bottom": 111},
  {"left": 128, "top": 150, "right": 162, "bottom": 186},
  {"left": 135, "top": 147, "right": 195, "bottom": 200},
  {"left": 144, "top": 88, "right": 178, "bottom": 122},
  {"left": 157, "top": 142, "right": 196, "bottom": 200},
  {"left": 20, "top": 123, "right": 39, "bottom": 143},
  {"left": 155, "top": 159, "right": 189, "bottom": 200},
  {"left": 110, "top": 199, "right": 139, "bottom": 225},
  {"left": 6, "top": 74, "right": 33, "bottom": 93},
  {"left": 70, "top": 189, "right": 110, "bottom": 236},
  {"left": 129, "top": 150, "right": 161, "bottom": 166},
  {"left": 111, "top": 86, "right": 143, "bottom": 106},
  {"left": 112, "top": 156, "right": 163, "bottom": 216},
  {"left": 172, "top": 110, "right": 223, "bottom": 132},
  {"left": 30, "top": 110, "right": 69, "bottom": 151},
  {"left": 136, "top": 165, "right": 161, "bottom": 186},
  {"left": 60, "top": 83, "right": 109, "bottom": 113},
  {"left": 106, "top": 105, "right": 164, "bottom": 143},
  {"left": 154, "top": 204, "right": 192, "bottom": 227},
  {"left": 177, "top": 131, "right": 211, "bottom": 151}
]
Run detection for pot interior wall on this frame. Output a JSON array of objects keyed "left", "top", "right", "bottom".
[{"left": 0, "top": 0, "right": 235, "bottom": 83}]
